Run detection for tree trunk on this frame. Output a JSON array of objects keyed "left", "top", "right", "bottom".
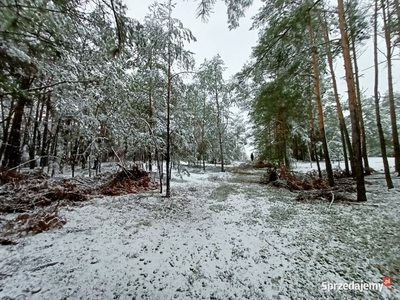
[
  {"left": 315, "top": 148, "right": 322, "bottom": 178},
  {"left": 40, "top": 95, "right": 51, "bottom": 167},
  {"left": 71, "top": 138, "right": 79, "bottom": 178},
  {"left": 4, "top": 77, "right": 33, "bottom": 168},
  {"left": 156, "top": 149, "right": 163, "bottom": 194},
  {"left": 374, "top": 0, "right": 394, "bottom": 189},
  {"left": 22, "top": 104, "right": 33, "bottom": 156},
  {"left": 393, "top": 0, "right": 400, "bottom": 42},
  {"left": 0, "top": 98, "right": 15, "bottom": 163},
  {"left": 339, "top": 127, "right": 349, "bottom": 173},
  {"left": 3, "top": 77, "right": 32, "bottom": 168},
  {"left": 278, "top": 109, "right": 287, "bottom": 166},
  {"left": 319, "top": 12, "right": 353, "bottom": 176},
  {"left": 202, "top": 93, "right": 206, "bottom": 171},
  {"left": 337, "top": 0, "right": 367, "bottom": 201},
  {"left": 382, "top": 0, "right": 400, "bottom": 175},
  {"left": 4, "top": 97, "right": 26, "bottom": 168},
  {"left": 309, "top": 22, "right": 334, "bottom": 186},
  {"left": 215, "top": 90, "right": 225, "bottom": 172},
  {"left": 351, "top": 37, "right": 370, "bottom": 174},
  {"left": 166, "top": 46, "right": 172, "bottom": 196},
  {"left": 165, "top": 0, "right": 173, "bottom": 198},
  {"left": 29, "top": 95, "right": 43, "bottom": 169},
  {"left": 36, "top": 94, "right": 45, "bottom": 156},
  {"left": 50, "top": 118, "right": 61, "bottom": 177},
  {"left": 309, "top": 97, "right": 322, "bottom": 178},
  {"left": 148, "top": 53, "right": 153, "bottom": 172}
]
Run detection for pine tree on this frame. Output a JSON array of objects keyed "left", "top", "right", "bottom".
[{"left": 337, "top": 0, "right": 367, "bottom": 201}]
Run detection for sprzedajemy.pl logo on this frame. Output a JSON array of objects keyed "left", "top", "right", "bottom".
[{"left": 322, "top": 277, "right": 392, "bottom": 292}]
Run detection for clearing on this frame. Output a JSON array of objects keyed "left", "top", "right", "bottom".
[{"left": 0, "top": 159, "right": 399, "bottom": 300}]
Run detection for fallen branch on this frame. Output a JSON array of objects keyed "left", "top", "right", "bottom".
[
  {"left": 343, "top": 202, "right": 381, "bottom": 207},
  {"left": 30, "top": 261, "right": 59, "bottom": 272}
]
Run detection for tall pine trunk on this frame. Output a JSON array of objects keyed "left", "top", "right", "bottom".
[
  {"left": 337, "top": 0, "right": 367, "bottom": 201},
  {"left": 374, "top": 0, "right": 394, "bottom": 189},
  {"left": 148, "top": 52, "right": 153, "bottom": 172},
  {"left": 381, "top": 0, "right": 400, "bottom": 175},
  {"left": 309, "top": 96, "right": 322, "bottom": 178},
  {"left": 320, "top": 12, "right": 353, "bottom": 175},
  {"left": 165, "top": 0, "right": 172, "bottom": 198},
  {"left": 308, "top": 22, "right": 334, "bottom": 186},
  {"left": 202, "top": 92, "right": 206, "bottom": 171},
  {"left": 351, "top": 37, "right": 370, "bottom": 174}
]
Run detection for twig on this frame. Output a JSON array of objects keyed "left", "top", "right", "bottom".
[
  {"left": 81, "top": 137, "right": 108, "bottom": 156},
  {"left": 52, "top": 199, "right": 61, "bottom": 215},
  {"left": 113, "top": 147, "right": 132, "bottom": 180},
  {"left": 7, "top": 155, "right": 58, "bottom": 171},
  {"left": 112, "top": 147, "right": 127, "bottom": 168}
]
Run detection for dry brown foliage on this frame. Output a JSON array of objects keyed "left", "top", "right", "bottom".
[
  {"left": 100, "top": 166, "right": 159, "bottom": 196},
  {"left": 0, "top": 166, "right": 26, "bottom": 184},
  {"left": 0, "top": 165, "right": 155, "bottom": 239},
  {"left": 0, "top": 165, "right": 160, "bottom": 215},
  {"left": 261, "top": 166, "right": 356, "bottom": 202},
  {"left": 3, "top": 209, "right": 66, "bottom": 236},
  {"left": 262, "top": 166, "right": 329, "bottom": 191}
]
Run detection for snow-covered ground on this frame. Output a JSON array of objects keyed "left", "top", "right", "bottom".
[
  {"left": 293, "top": 157, "right": 397, "bottom": 174},
  {"left": 0, "top": 159, "right": 399, "bottom": 299}
]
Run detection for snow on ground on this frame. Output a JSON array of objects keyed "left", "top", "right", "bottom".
[
  {"left": 293, "top": 157, "right": 397, "bottom": 174},
  {"left": 0, "top": 160, "right": 399, "bottom": 299}
]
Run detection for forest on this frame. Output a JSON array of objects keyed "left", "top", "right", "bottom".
[{"left": 0, "top": 0, "right": 399, "bottom": 299}]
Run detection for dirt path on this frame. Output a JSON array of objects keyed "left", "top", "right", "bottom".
[{"left": 0, "top": 168, "right": 399, "bottom": 299}]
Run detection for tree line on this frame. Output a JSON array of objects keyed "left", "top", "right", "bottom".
[
  {"left": 232, "top": 0, "right": 400, "bottom": 201},
  {"left": 0, "top": 0, "right": 247, "bottom": 197},
  {"left": 1, "top": 0, "right": 399, "bottom": 202}
]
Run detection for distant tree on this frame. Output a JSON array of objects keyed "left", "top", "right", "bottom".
[{"left": 198, "top": 55, "right": 228, "bottom": 172}]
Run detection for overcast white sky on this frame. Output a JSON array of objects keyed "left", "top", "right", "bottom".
[
  {"left": 125, "top": 1, "right": 261, "bottom": 78},
  {"left": 125, "top": 0, "right": 399, "bottom": 154}
]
